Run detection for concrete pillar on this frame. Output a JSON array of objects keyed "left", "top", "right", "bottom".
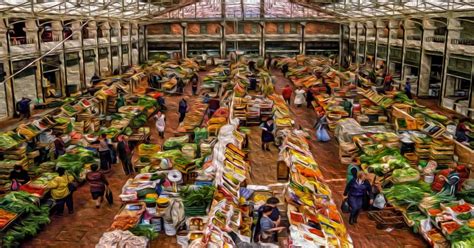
[
  {"left": 441, "top": 18, "right": 462, "bottom": 103},
  {"left": 181, "top": 22, "right": 187, "bottom": 59},
  {"left": 34, "top": 20, "right": 44, "bottom": 102},
  {"left": 387, "top": 20, "right": 401, "bottom": 75},
  {"left": 355, "top": 22, "right": 360, "bottom": 66},
  {"left": 401, "top": 20, "right": 410, "bottom": 81},
  {"left": 129, "top": 22, "right": 138, "bottom": 65},
  {"left": 260, "top": 22, "right": 265, "bottom": 57},
  {"left": 117, "top": 21, "right": 124, "bottom": 72},
  {"left": 143, "top": 24, "right": 148, "bottom": 62},
  {"left": 365, "top": 21, "right": 376, "bottom": 68},
  {"left": 24, "top": 19, "right": 43, "bottom": 100},
  {"left": 301, "top": 22, "right": 306, "bottom": 55},
  {"left": 86, "top": 21, "right": 99, "bottom": 75},
  {"left": 71, "top": 21, "right": 85, "bottom": 89},
  {"left": 0, "top": 20, "right": 14, "bottom": 116},
  {"left": 415, "top": 18, "right": 433, "bottom": 96},
  {"left": 220, "top": 21, "right": 225, "bottom": 59},
  {"left": 375, "top": 20, "right": 386, "bottom": 69}
]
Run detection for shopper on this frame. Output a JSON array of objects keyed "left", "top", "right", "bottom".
[
  {"left": 9, "top": 165, "right": 30, "bottom": 191},
  {"left": 342, "top": 98, "right": 353, "bottom": 117},
  {"left": 177, "top": 76, "right": 185, "bottom": 94},
  {"left": 266, "top": 54, "right": 272, "bottom": 70},
  {"left": 48, "top": 167, "right": 75, "bottom": 215},
  {"left": 405, "top": 78, "right": 412, "bottom": 99},
  {"left": 383, "top": 74, "right": 393, "bottom": 92},
  {"left": 344, "top": 171, "right": 373, "bottom": 225},
  {"left": 255, "top": 197, "right": 281, "bottom": 242},
  {"left": 282, "top": 64, "right": 289, "bottom": 76},
  {"left": 223, "top": 225, "right": 263, "bottom": 248},
  {"left": 117, "top": 135, "right": 134, "bottom": 176},
  {"left": 294, "top": 86, "right": 306, "bottom": 107},
  {"left": 86, "top": 164, "right": 109, "bottom": 208},
  {"left": 156, "top": 94, "right": 166, "bottom": 111},
  {"left": 53, "top": 133, "right": 66, "bottom": 159},
  {"left": 16, "top": 97, "right": 31, "bottom": 120},
  {"left": 98, "top": 134, "right": 112, "bottom": 171},
  {"left": 258, "top": 205, "right": 285, "bottom": 243},
  {"left": 305, "top": 88, "right": 314, "bottom": 108},
  {"left": 354, "top": 74, "right": 361, "bottom": 87},
  {"left": 190, "top": 73, "right": 199, "bottom": 96},
  {"left": 260, "top": 118, "right": 275, "bottom": 151},
  {"left": 116, "top": 93, "right": 125, "bottom": 111},
  {"left": 281, "top": 85, "right": 293, "bottom": 105},
  {"left": 455, "top": 118, "right": 471, "bottom": 142},
  {"left": 178, "top": 98, "right": 188, "bottom": 123},
  {"left": 154, "top": 110, "right": 166, "bottom": 139}
]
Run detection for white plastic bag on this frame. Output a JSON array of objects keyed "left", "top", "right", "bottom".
[{"left": 373, "top": 193, "right": 386, "bottom": 209}]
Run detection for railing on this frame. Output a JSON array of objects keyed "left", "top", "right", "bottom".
[
  {"left": 407, "top": 34, "right": 422, "bottom": 41},
  {"left": 452, "top": 38, "right": 474, "bottom": 46},
  {"left": 10, "top": 36, "right": 36, "bottom": 45},
  {"left": 425, "top": 35, "right": 446, "bottom": 43}
]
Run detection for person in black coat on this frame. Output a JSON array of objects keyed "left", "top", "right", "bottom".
[
  {"left": 343, "top": 171, "right": 373, "bottom": 225},
  {"left": 117, "top": 135, "right": 134, "bottom": 175},
  {"left": 9, "top": 165, "right": 30, "bottom": 190}
]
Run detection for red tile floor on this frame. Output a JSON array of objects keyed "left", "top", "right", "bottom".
[{"left": 18, "top": 68, "right": 430, "bottom": 247}]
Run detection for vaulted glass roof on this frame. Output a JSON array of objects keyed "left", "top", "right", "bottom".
[
  {"left": 0, "top": 0, "right": 473, "bottom": 21},
  {"left": 292, "top": 0, "right": 474, "bottom": 19}
]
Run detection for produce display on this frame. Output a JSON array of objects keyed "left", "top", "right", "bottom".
[{"left": 280, "top": 129, "right": 352, "bottom": 247}]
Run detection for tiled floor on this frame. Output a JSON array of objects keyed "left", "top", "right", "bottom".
[{"left": 19, "top": 68, "right": 430, "bottom": 248}]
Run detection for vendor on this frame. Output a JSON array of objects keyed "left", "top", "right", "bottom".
[
  {"left": 54, "top": 133, "right": 66, "bottom": 159},
  {"left": 439, "top": 169, "right": 461, "bottom": 196},
  {"left": 455, "top": 118, "right": 471, "bottom": 143},
  {"left": 258, "top": 205, "right": 285, "bottom": 243},
  {"left": 9, "top": 165, "right": 30, "bottom": 190},
  {"left": 90, "top": 73, "right": 101, "bottom": 86}
]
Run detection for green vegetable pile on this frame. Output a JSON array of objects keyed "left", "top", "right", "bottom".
[
  {"left": 0, "top": 191, "right": 39, "bottom": 214},
  {"left": 383, "top": 181, "right": 432, "bottom": 209},
  {"left": 136, "top": 96, "right": 158, "bottom": 110},
  {"left": 129, "top": 224, "right": 159, "bottom": 240},
  {"left": 163, "top": 136, "right": 189, "bottom": 150},
  {"left": 0, "top": 133, "right": 19, "bottom": 150},
  {"left": 2, "top": 205, "right": 50, "bottom": 247},
  {"left": 405, "top": 211, "right": 427, "bottom": 233},
  {"left": 448, "top": 225, "right": 474, "bottom": 248},
  {"left": 130, "top": 113, "right": 148, "bottom": 129},
  {"left": 391, "top": 168, "right": 420, "bottom": 183},
  {"left": 179, "top": 185, "right": 215, "bottom": 208}
]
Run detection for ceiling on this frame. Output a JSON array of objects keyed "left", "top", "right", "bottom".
[{"left": 1, "top": 0, "right": 474, "bottom": 22}]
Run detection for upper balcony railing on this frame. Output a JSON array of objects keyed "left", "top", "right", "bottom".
[
  {"left": 407, "top": 34, "right": 422, "bottom": 41},
  {"left": 426, "top": 35, "right": 446, "bottom": 43},
  {"left": 452, "top": 38, "right": 474, "bottom": 46}
]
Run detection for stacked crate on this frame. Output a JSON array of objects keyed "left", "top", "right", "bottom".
[
  {"left": 0, "top": 144, "right": 30, "bottom": 188},
  {"left": 430, "top": 136, "right": 455, "bottom": 167},
  {"left": 339, "top": 141, "right": 359, "bottom": 165}
]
